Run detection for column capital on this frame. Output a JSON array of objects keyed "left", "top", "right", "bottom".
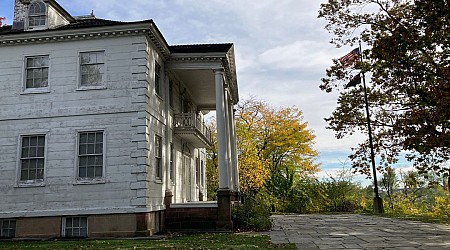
[{"left": 213, "top": 68, "right": 225, "bottom": 74}]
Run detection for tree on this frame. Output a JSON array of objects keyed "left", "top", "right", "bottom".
[
  {"left": 235, "top": 97, "right": 319, "bottom": 195},
  {"left": 0, "top": 17, "right": 5, "bottom": 26},
  {"left": 206, "top": 97, "right": 319, "bottom": 200},
  {"left": 318, "top": 0, "right": 450, "bottom": 176},
  {"left": 380, "top": 167, "right": 398, "bottom": 210}
]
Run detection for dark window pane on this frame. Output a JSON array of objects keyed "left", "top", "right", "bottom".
[
  {"left": 79, "top": 144, "right": 87, "bottom": 155},
  {"left": 95, "top": 155, "right": 103, "bottom": 166},
  {"left": 95, "top": 166, "right": 102, "bottom": 177},
  {"left": 87, "top": 144, "right": 95, "bottom": 154},
  {"left": 29, "top": 147, "right": 37, "bottom": 157},
  {"left": 87, "top": 166, "right": 94, "bottom": 177},
  {"left": 95, "top": 143, "right": 102, "bottom": 154},
  {"left": 87, "top": 156, "right": 95, "bottom": 166},
  {"left": 87, "top": 133, "right": 95, "bottom": 143},
  {"left": 30, "top": 136, "right": 37, "bottom": 146},
  {"left": 79, "top": 133, "right": 87, "bottom": 144},
  {"left": 79, "top": 166, "right": 87, "bottom": 178},
  {"left": 79, "top": 156, "right": 87, "bottom": 167},
  {"left": 95, "top": 132, "right": 103, "bottom": 143}
]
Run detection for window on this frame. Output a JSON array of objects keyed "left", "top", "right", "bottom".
[
  {"left": 196, "top": 157, "right": 200, "bottom": 186},
  {"left": 169, "top": 80, "right": 174, "bottom": 107},
  {"left": 28, "top": 1, "right": 46, "bottom": 28},
  {"left": 78, "top": 131, "right": 103, "bottom": 179},
  {"left": 20, "top": 135, "right": 45, "bottom": 181},
  {"left": 169, "top": 143, "right": 174, "bottom": 181},
  {"left": 64, "top": 217, "right": 87, "bottom": 237},
  {"left": 80, "top": 51, "right": 105, "bottom": 87},
  {"left": 155, "top": 135, "right": 162, "bottom": 179},
  {"left": 0, "top": 220, "right": 16, "bottom": 238},
  {"left": 25, "top": 56, "right": 49, "bottom": 89},
  {"left": 155, "top": 61, "right": 161, "bottom": 96}
]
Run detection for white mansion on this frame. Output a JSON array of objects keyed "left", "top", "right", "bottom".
[{"left": 0, "top": 0, "right": 240, "bottom": 237}]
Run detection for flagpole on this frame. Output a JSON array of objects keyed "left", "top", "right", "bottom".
[{"left": 359, "top": 41, "right": 384, "bottom": 214}]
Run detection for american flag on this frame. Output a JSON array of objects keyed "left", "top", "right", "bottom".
[{"left": 339, "top": 48, "right": 360, "bottom": 68}]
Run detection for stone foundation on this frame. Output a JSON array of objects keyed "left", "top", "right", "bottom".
[{"left": 4, "top": 212, "right": 161, "bottom": 239}]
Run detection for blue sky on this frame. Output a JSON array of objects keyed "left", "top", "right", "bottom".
[{"left": 0, "top": 0, "right": 413, "bottom": 185}]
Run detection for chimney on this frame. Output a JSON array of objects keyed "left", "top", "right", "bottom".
[{"left": 13, "top": 0, "right": 29, "bottom": 30}]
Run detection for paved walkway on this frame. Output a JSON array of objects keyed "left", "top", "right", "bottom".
[{"left": 271, "top": 214, "right": 450, "bottom": 249}]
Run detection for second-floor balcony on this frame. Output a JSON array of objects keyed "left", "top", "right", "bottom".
[{"left": 174, "top": 113, "right": 213, "bottom": 148}]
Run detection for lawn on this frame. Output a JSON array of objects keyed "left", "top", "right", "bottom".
[{"left": 0, "top": 233, "right": 296, "bottom": 250}]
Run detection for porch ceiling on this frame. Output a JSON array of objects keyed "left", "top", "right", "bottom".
[{"left": 172, "top": 69, "right": 217, "bottom": 110}]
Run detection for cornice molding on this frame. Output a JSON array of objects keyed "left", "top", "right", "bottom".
[{"left": 0, "top": 23, "right": 170, "bottom": 58}]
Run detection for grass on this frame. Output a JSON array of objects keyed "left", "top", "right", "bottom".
[{"left": 0, "top": 233, "right": 296, "bottom": 250}]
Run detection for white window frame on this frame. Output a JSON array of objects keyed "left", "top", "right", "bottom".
[
  {"left": 155, "top": 135, "right": 162, "bottom": 179},
  {"left": 16, "top": 133, "right": 47, "bottom": 187},
  {"left": 155, "top": 61, "right": 162, "bottom": 97},
  {"left": 62, "top": 217, "right": 88, "bottom": 238},
  {"left": 27, "top": 0, "right": 47, "bottom": 31},
  {"left": 22, "top": 55, "right": 50, "bottom": 94},
  {"left": 77, "top": 50, "right": 106, "bottom": 90},
  {"left": 75, "top": 130, "right": 106, "bottom": 184},
  {"left": 0, "top": 219, "right": 16, "bottom": 238}
]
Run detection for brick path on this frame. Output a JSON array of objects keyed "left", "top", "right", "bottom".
[{"left": 270, "top": 214, "right": 450, "bottom": 249}]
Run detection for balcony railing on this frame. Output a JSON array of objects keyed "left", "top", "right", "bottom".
[{"left": 174, "top": 113, "right": 212, "bottom": 147}]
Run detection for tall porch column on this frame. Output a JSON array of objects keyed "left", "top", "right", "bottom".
[
  {"left": 224, "top": 89, "right": 235, "bottom": 192},
  {"left": 214, "top": 68, "right": 233, "bottom": 231},
  {"left": 228, "top": 103, "right": 240, "bottom": 193},
  {"left": 214, "top": 69, "right": 230, "bottom": 190}
]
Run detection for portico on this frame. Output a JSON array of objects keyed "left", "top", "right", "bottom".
[{"left": 166, "top": 44, "right": 240, "bottom": 230}]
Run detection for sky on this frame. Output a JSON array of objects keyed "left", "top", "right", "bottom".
[{"left": 0, "top": 0, "right": 414, "bottom": 185}]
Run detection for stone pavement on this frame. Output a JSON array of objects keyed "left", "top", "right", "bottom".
[{"left": 270, "top": 214, "right": 450, "bottom": 249}]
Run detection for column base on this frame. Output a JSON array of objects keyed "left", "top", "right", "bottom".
[
  {"left": 164, "top": 190, "right": 173, "bottom": 209},
  {"left": 216, "top": 189, "right": 233, "bottom": 231}
]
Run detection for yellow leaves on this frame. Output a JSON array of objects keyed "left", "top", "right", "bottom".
[{"left": 235, "top": 97, "right": 319, "bottom": 192}]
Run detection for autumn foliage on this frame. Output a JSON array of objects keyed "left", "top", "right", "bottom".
[{"left": 206, "top": 97, "right": 318, "bottom": 201}]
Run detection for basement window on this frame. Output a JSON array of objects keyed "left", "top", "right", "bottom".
[
  {"left": 63, "top": 217, "right": 88, "bottom": 238},
  {"left": 0, "top": 220, "right": 16, "bottom": 238}
]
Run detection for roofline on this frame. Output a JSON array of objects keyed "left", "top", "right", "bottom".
[
  {"left": 47, "top": 0, "right": 75, "bottom": 22},
  {"left": 0, "top": 20, "right": 171, "bottom": 57}
]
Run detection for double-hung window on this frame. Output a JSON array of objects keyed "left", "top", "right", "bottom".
[
  {"left": 78, "top": 131, "right": 104, "bottom": 179},
  {"left": 155, "top": 62, "right": 161, "bottom": 96},
  {"left": 20, "top": 135, "right": 45, "bottom": 182},
  {"left": 155, "top": 135, "right": 162, "bottom": 179},
  {"left": 0, "top": 220, "right": 16, "bottom": 238},
  {"left": 25, "top": 56, "right": 49, "bottom": 89},
  {"left": 169, "top": 143, "right": 174, "bottom": 182},
  {"left": 80, "top": 51, "right": 105, "bottom": 87}
]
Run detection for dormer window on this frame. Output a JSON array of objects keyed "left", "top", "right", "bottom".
[{"left": 28, "top": 1, "right": 47, "bottom": 29}]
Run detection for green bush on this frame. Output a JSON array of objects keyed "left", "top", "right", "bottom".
[{"left": 232, "top": 194, "right": 272, "bottom": 231}]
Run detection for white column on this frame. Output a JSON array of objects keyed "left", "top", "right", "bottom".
[
  {"left": 228, "top": 104, "right": 240, "bottom": 192},
  {"left": 224, "top": 90, "right": 235, "bottom": 192},
  {"left": 215, "top": 69, "right": 230, "bottom": 190}
]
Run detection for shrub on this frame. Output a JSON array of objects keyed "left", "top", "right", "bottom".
[{"left": 232, "top": 194, "right": 272, "bottom": 231}]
